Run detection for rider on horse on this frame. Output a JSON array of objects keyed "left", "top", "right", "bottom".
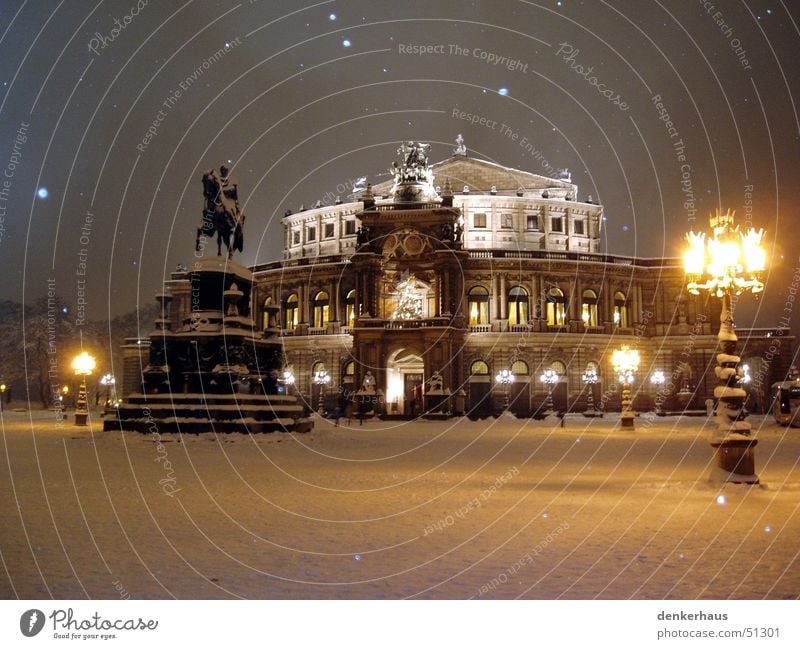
[{"left": 197, "top": 164, "right": 245, "bottom": 258}]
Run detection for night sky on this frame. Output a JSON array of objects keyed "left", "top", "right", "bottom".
[{"left": 1, "top": 0, "right": 798, "bottom": 331}]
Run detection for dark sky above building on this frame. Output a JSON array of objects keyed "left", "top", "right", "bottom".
[{"left": 0, "top": 0, "right": 798, "bottom": 331}]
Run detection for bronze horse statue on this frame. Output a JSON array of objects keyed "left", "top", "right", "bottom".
[{"left": 196, "top": 164, "right": 244, "bottom": 258}]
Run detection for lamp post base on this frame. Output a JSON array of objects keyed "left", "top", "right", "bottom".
[
  {"left": 620, "top": 413, "right": 635, "bottom": 428},
  {"left": 74, "top": 411, "right": 88, "bottom": 426},
  {"left": 710, "top": 437, "right": 759, "bottom": 484}
]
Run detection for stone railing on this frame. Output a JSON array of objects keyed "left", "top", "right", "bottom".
[{"left": 466, "top": 249, "right": 677, "bottom": 267}]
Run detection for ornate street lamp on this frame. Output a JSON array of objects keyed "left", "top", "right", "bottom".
[
  {"left": 495, "top": 368, "right": 514, "bottom": 413},
  {"left": 612, "top": 345, "right": 639, "bottom": 428},
  {"left": 71, "top": 351, "right": 96, "bottom": 426},
  {"left": 314, "top": 369, "right": 331, "bottom": 414},
  {"left": 100, "top": 373, "right": 116, "bottom": 409},
  {"left": 684, "top": 209, "right": 765, "bottom": 483},
  {"left": 540, "top": 368, "right": 559, "bottom": 413},
  {"left": 582, "top": 367, "right": 599, "bottom": 415},
  {"left": 650, "top": 370, "right": 666, "bottom": 415}
]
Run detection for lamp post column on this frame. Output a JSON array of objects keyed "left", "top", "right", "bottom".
[{"left": 710, "top": 291, "right": 758, "bottom": 481}]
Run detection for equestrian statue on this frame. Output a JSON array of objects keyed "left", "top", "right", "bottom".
[{"left": 197, "top": 163, "right": 245, "bottom": 258}]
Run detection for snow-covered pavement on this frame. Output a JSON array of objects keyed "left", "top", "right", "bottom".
[{"left": 1, "top": 409, "right": 798, "bottom": 599}]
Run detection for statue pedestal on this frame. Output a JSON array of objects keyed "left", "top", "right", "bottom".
[{"left": 106, "top": 258, "right": 312, "bottom": 434}]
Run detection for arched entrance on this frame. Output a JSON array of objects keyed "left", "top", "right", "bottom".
[{"left": 386, "top": 348, "right": 424, "bottom": 416}]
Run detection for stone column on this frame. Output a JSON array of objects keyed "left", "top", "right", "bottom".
[
  {"left": 330, "top": 280, "right": 339, "bottom": 323},
  {"left": 568, "top": 278, "right": 578, "bottom": 321},
  {"left": 443, "top": 271, "right": 451, "bottom": 316},
  {"left": 491, "top": 273, "right": 499, "bottom": 320},
  {"left": 500, "top": 273, "right": 508, "bottom": 320},
  {"left": 603, "top": 281, "right": 612, "bottom": 326},
  {"left": 434, "top": 272, "right": 441, "bottom": 317},
  {"left": 297, "top": 284, "right": 306, "bottom": 324}
]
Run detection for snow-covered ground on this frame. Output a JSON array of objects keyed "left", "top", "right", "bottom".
[{"left": 1, "top": 408, "right": 798, "bottom": 599}]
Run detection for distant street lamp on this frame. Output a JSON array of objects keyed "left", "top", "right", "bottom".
[
  {"left": 540, "top": 368, "right": 559, "bottom": 413},
  {"left": 495, "top": 368, "right": 514, "bottom": 412},
  {"left": 314, "top": 369, "right": 331, "bottom": 414},
  {"left": 582, "top": 367, "right": 599, "bottom": 414},
  {"left": 283, "top": 369, "right": 296, "bottom": 394},
  {"left": 100, "top": 373, "right": 116, "bottom": 408},
  {"left": 612, "top": 345, "right": 640, "bottom": 428},
  {"left": 650, "top": 370, "right": 666, "bottom": 415},
  {"left": 0, "top": 382, "right": 7, "bottom": 406},
  {"left": 71, "top": 351, "right": 96, "bottom": 426},
  {"left": 739, "top": 364, "right": 752, "bottom": 386},
  {"left": 684, "top": 209, "right": 766, "bottom": 483}
]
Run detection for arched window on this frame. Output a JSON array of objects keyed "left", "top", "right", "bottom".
[
  {"left": 470, "top": 360, "right": 490, "bottom": 375},
  {"left": 312, "top": 361, "right": 326, "bottom": 376},
  {"left": 581, "top": 289, "right": 598, "bottom": 327},
  {"left": 613, "top": 291, "right": 629, "bottom": 327},
  {"left": 468, "top": 286, "right": 490, "bottom": 325},
  {"left": 550, "top": 360, "right": 567, "bottom": 375},
  {"left": 313, "top": 291, "right": 329, "bottom": 328},
  {"left": 284, "top": 293, "right": 299, "bottom": 329},
  {"left": 508, "top": 286, "right": 529, "bottom": 326},
  {"left": 511, "top": 360, "right": 529, "bottom": 376},
  {"left": 261, "top": 296, "right": 273, "bottom": 330},
  {"left": 343, "top": 361, "right": 355, "bottom": 376},
  {"left": 546, "top": 287, "right": 567, "bottom": 326},
  {"left": 345, "top": 289, "right": 356, "bottom": 328}
]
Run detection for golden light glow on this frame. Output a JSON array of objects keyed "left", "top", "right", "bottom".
[
  {"left": 742, "top": 228, "right": 766, "bottom": 273},
  {"left": 683, "top": 231, "right": 706, "bottom": 276},
  {"left": 71, "top": 351, "right": 96, "bottom": 376},
  {"left": 683, "top": 210, "right": 766, "bottom": 297},
  {"left": 611, "top": 345, "right": 640, "bottom": 383}
]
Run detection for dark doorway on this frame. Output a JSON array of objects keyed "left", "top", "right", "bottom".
[{"left": 468, "top": 381, "right": 492, "bottom": 418}]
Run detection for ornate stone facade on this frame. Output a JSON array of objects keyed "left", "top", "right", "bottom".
[{"left": 167, "top": 145, "right": 792, "bottom": 419}]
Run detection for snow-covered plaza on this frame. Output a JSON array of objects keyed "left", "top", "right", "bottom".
[{"left": 1, "top": 410, "right": 798, "bottom": 599}]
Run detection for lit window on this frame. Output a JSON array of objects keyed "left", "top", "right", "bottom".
[
  {"left": 581, "top": 289, "right": 598, "bottom": 327},
  {"left": 261, "top": 296, "right": 272, "bottom": 330},
  {"left": 313, "top": 291, "right": 329, "bottom": 328},
  {"left": 546, "top": 287, "right": 567, "bottom": 326},
  {"left": 508, "top": 286, "right": 529, "bottom": 325},
  {"left": 345, "top": 289, "right": 356, "bottom": 327},
  {"left": 511, "top": 360, "right": 529, "bottom": 376},
  {"left": 470, "top": 360, "right": 489, "bottom": 375},
  {"left": 474, "top": 213, "right": 487, "bottom": 228},
  {"left": 284, "top": 294, "right": 299, "bottom": 329},
  {"left": 468, "top": 286, "right": 490, "bottom": 325},
  {"left": 613, "top": 292, "right": 629, "bottom": 327}
]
